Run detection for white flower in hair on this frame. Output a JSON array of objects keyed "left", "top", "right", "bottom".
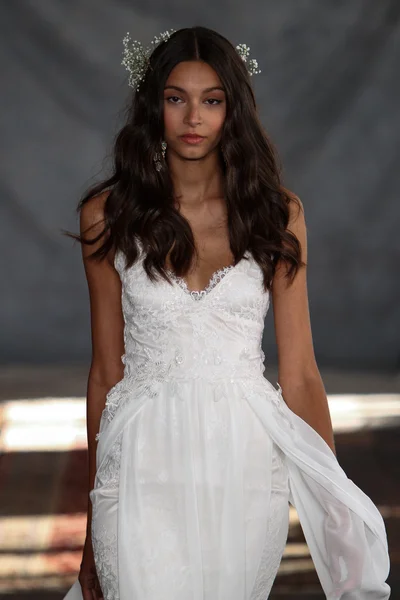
[
  {"left": 235, "top": 43, "right": 261, "bottom": 75},
  {"left": 122, "top": 30, "right": 261, "bottom": 91},
  {"left": 121, "top": 29, "right": 176, "bottom": 91}
]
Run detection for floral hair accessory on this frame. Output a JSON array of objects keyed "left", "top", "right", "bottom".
[
  {"left": 122, "top": 30, "right": 261, "bottom": 91},
  {"left": 121, "top": 30, "right": 176, "bottom": 91},
  {"left": 235, "top": 43, "right": 261, "bottom": 76}
]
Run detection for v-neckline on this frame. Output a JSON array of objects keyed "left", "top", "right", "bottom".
[{"left": 165, "top": 253, "right": 250, "bottom": 301}]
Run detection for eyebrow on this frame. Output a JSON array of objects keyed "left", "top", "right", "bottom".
[{"left": 164, "top": 85, "right": 225, "bottom": 93}]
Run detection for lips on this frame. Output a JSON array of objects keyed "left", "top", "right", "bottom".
[{"left": 180, "top": 134, "right": 205, "bottom": 144}]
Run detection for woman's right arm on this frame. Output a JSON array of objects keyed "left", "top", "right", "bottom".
[{"left": 78, "top": 192, "right": 125, "bottom": 598}]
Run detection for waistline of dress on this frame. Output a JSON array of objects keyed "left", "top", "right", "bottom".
[{"left": 120, "top": 346, "right": 266, "bottom": 383}]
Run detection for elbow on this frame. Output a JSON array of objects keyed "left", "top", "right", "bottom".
[
  {"left": 88, "top": 359, "right": 125, "bottom": 394},
  {"left": 279, "top": 358, "right": 322, "bottom": 389}
]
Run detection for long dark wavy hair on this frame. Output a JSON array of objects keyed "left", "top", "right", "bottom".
[{"left": 65, "top": 26, "right": 304, "bottom": 292}]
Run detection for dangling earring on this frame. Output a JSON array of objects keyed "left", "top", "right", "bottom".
[{"left": 154, "top": 140, "right": 167, "bottom": 172}]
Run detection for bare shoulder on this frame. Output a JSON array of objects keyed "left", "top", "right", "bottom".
[
  {"left": 288, "top": 193, "right": 306, "bottom": 260},
  {"left": 80, "top": 189, "right": 113, "bottom": 266},
  {"left": 80, "top": 189, "right": 111, "bottom": 236},
  {"left": 285, "top": 190, "right": 304, "bottom": 228}
]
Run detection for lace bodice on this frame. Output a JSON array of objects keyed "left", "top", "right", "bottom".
[{"left": 99, "top": 241, "right": 270, "bottom": 428}]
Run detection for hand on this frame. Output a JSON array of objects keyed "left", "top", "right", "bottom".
[{"left": 78, "top": 535, "right": 104, "bottom": 600}]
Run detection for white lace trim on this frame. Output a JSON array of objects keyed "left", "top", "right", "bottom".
[{"left": 165, "top": 261, "right": 243, "bottom": 300}]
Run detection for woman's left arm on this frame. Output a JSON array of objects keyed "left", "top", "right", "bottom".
[{"left": 272, "top": 196, "right": 336, "bottom": 455}]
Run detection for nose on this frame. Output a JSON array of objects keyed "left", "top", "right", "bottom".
[{"left": 183, "top": 102, "right": 202, "bottom": 127}]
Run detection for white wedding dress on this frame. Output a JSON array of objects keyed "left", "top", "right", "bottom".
[{"left": 64, "top": 240, "right": 390, "bottom": 600}]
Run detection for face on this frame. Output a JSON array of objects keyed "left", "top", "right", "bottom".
[{"left": 163, "top": 60, "right": 227, "bottom": 162}]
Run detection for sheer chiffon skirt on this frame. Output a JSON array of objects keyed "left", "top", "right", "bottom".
[
  {"left": 60, "top": 376, "right": 390, "bottom": 600},
  {"left": 90, "top": 378, "right": 291, "bottom": 600}
]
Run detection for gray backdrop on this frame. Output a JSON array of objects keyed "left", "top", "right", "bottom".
[{"left": 1, "top": 0, "right": 399, "bottom": 369}]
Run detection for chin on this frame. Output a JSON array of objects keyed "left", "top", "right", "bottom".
[
  {"left": 184, "top": 153, "right": 209, "bottom": 162},
  {"left": 176, "top": 149, "right": 208, "bottom": 161}
]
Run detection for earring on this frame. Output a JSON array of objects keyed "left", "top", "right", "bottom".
[{"left": 154, "top": 140, "right": 167, "bottom": 172}]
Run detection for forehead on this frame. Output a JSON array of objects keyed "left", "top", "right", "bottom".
[{"left": 165, "top": 60, "right": 223, "bottom": 89}]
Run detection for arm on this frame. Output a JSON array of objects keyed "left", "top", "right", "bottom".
[
  {"left": 271, "top": 197, "right": 336, "bottom": 455},
  {"left": 80, "top": 192, "right": 125, "bottom": 538}
]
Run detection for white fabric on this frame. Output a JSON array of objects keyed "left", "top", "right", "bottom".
[{"left": 63, "top": 241, "right": 390, "bottom": 600}]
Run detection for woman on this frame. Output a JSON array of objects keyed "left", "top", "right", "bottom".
[{"left": 64, "top": 26, "right": 390, "bottom": 600}]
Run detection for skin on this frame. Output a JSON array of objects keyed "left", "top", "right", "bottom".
[
  {"left": 78, "top": 59, "right": 335, "bottom": 599},
  {"left": 163, "top": 59, "right": 227, "bottom": 203},
  {"left": 162, "top": 60, "right": 234, "bottom": 286}
]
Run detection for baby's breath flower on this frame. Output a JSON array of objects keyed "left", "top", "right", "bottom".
[
  {"left": 121, "top": 29, "right": 176, "bottom": 91},
  {"left": 121, "top": 32, "right": 261, "bottom": 92},
  {"left": 235, "top": 43, "right": 262, "bottom": 75}
]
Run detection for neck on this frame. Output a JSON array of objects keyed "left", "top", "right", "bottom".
[{"left": 167, "top": 148, "right": 225, "bottom": 209}]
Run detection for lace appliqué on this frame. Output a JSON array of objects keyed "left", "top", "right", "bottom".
[
  {"left": 98, "top": 346, "right": 180, "bottom": 431},
  {"left": 96, "top": 432, "right": 123, "bottom": 488},
  {"left": 91, "top": 521, "right": 119, "bottom": 600},
  {"left": 165, "top": 262, "right": 238, "bottom": 301},
  {"left": 91, "top": 438, "right": 122, "bottom": 597}
]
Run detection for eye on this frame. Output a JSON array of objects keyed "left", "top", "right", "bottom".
[
  {"left": 205, "top": 98, "right": 223, "bottom": 105},
  {"left": 166, "top": 96, "right": 183, "bottom": 104}
]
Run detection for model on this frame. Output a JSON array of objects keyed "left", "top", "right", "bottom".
[{"left": 63, "top": 26, "right": 390, "bottom": 600}]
